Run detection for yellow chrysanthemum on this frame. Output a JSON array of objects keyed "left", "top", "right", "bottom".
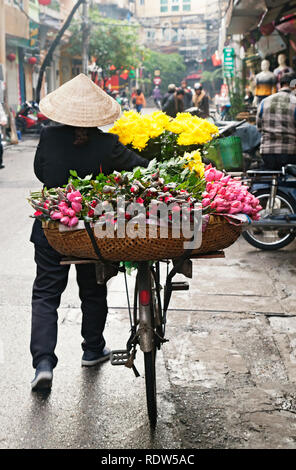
[{"left": 183, "top": 150, "right": 205, "bottom": 178}]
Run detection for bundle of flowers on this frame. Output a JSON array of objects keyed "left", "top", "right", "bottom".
[
  {"left": 109, "top": 111, "right": 219, "bottom": 161},
  {"left": 29, "top": 169, "right": 198, "bottom": 229},
  {"left": 29, "top": 151, "right": 262, "bottom": 230},
  {"left": 201, "top": 164, "right": 262, "bottom": 220}
]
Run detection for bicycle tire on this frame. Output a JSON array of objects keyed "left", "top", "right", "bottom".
[{"left": 144, "top": 350, "right": 157, "bottom": 428}]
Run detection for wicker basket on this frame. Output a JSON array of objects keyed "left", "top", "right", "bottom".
[{"left": 42, "top": 215, "right": 241, "bottom": 262}]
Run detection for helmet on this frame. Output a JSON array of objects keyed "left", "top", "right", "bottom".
[
  {"left": 168, "top": 83, "right": 176, "bottom": 92},
  {"left": 194, "top": 82, "right": 203, "bottom": 90}
]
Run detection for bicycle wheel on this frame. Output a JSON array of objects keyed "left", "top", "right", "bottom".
[
  {"left": 137, "top": 262, "right": 160, "bottom": 427},
  {"left": 144, "top": 350, "right": 157, "bottom": 428}
]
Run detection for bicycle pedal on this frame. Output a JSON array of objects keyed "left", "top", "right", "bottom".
[
  {"left": 171, "top": 281, "right": 189, "bottom": 291},
  {"left": 111, "top": 350, "right": 131, "bottom": 366}
]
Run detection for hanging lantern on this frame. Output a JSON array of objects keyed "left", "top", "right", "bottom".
[
  {"left": 38, "top": 0, "right": 51, "bottom": 5},
  {"left": 7, "top": 53, "right": 16, "bottom": 62},
  {"left": 110, "top": 65, "right": 116, "bottom": 71},
  {"left": 28, "top": 57, "right": 37, "bottom": 65}
]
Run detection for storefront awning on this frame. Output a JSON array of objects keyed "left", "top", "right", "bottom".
[
  {"left": 260, "top": 1, "right": 296, "bottom": 26},
  {"left": 226, "top": 0, "right": 266, "bottom": 34}
]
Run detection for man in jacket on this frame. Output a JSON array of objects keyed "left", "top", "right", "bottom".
[
  {"left": 0, "top": 102, "right": 7, "bottom": 169},
  {"left": 181, "top": 80, "right": 193, "bottom": 110},
  {"left": 257, "top": 72, "right": 296, "bottom": 170},
  {"left": 162, "top": 88, "right": 184, "bottom": 118},
  {"left": 161, "top": 83, "right": 176, "bottom": 109},
  {"left": 193, "top": 83, "right": 209, "bottom": 118}
]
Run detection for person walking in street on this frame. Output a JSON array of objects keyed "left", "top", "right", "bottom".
[
  {"left": 0, "top": 102, "right": 7, "bottom": 170},
  {"left": 257, "top": 72, "right": 296, "bottom": 170},
  {"left": 162, "top": 87, "right": 185, "bottom": 118},
  {"left": 30, "top": 74, "right": 149, "bottom": 392},
  {"left": 135, "top": 89, "right": 146, "bottom": 113},
  {"left": 152, "top": 86, "right": 162, "bottom": 109},
  {"left": 181, "top": 80, "right": 193, "bottom": 110},
  {"left": 161, "top": 83, "right": 176, "bottom": 110},
  {"left": 193, "top": 82, "right": 210, "bottom": 118}
]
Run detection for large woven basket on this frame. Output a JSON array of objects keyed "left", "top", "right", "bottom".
[{"left": 42, "top": 215, "right": 241, "bottom": 262}]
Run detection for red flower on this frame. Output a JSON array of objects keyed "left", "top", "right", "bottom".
[
  {"left": 125, "top": 213, "right": 131, "bottom": 220},
  {"left": 34, "top": 211, "right": 43, "bottom": 217},
  {"left": 91, "top": 200, "right": 97, "bottom": 208},
  {"left": 88, "top": 209, "right": 95, "bottom": 218},
  {"left": 136, "top": 197, "right": 144, "bottom": 204}
]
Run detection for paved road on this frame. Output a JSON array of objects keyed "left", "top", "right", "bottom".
[{"left": 1, "top": 133, "right": 296, "bottom": 449}]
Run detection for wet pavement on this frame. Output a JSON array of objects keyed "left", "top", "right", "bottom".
[{"left": 1, "top": 133, "right": 296, "bottom": 449}]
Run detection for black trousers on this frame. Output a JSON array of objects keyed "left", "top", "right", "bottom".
[
  {"left": 31, "top": 243, "right": 108, "bottom": 369},
  {"left": 262, "top": 153, "right": 296, "bottom": 171}
]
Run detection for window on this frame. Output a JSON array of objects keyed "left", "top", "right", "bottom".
[
  {"left": 171, "top": 0, "right": 179, "bottom": 11},
  {"left": 183, "top": 3, "right": 191, "bottom": 11},
  {"left": 140, "top": 0, "right": 145, "bottom": 5},
  {"left": 160, "top": 6, "right": 168, "bottom": 12}
]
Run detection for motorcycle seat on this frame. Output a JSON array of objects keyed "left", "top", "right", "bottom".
[
  {"left": 247, "top": 169, "right": 282, "bottom": 176},
  {"left": 285, "top": 164, "right": 296, "bottom": 177}
]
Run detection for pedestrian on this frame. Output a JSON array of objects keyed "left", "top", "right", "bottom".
[
  {"left": 162, "top": 87, "right": 184, "bottom": 118},
  {"left": 161, "top": 83, "right": 176, "bottom": 110},
  {"left": 152, "top": 86, "right": 162, "bottom": 109},
  {"left": 193, "top": 82, "right": 210, "bottom": 118},
  {"left": 0, "top": 102, "right": 7, "bottom": 170},
  {"left": 135, "top": 89, "right": 146, "bottom": 113},
  {"left": 131, "top": 88, "right": 137, "bottom": 108},
  {"left": 181, "top": 80, "right": 193, "bottom": 110},
  {"left": 30, "top": 74, "right": 149, "bottom": 391},
  {"left": 257, "top": 72, "right": 296, "bottom": 170}
]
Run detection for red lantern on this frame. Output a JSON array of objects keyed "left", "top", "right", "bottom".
[
  {"left": 110, "top": 65, "right": 116, "bottom": 71},
  {"left": 7, "top": 53, "right": 16, "bottom": 62},
  {"left": 28, "top": 57, "right": 37, "bottom": 65},
  {"left": 38, "top": 0, "right": 51, "bottom": 5}
]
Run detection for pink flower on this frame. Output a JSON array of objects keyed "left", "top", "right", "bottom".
[
  {"left": 202, "top": 198, "right": 211, "bottom": 208},
  {"left": 60, "top": 216, "right": 70, "bottom": 226},
  {"left": 136, "top": 197, "right": 144, "bottom": 204},
  {"left": 67, "top": 191, "right": 82, "bottom": 203},
  {"left": 172, "top": 205, "right": 181, "bottom": 212},
  {"left": 68, "top": 216, "right": 79, "bottom": 227},
  {"left": 50, "top": 211, "right": 63, "bottom": 220},
  {"left": 67, "top": 208, "right": 76, "bottom": 218},
  {"left": 71, "top": 202, "right": 82, "bottom": 213}
]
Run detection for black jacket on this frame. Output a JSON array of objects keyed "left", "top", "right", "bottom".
[
  {"left": 162, "top": 94, "right": 184, "bottom": 118},
  {"left": 34, "top": 125, "right": 148, "bottom": 189},
  {"left": 31, "top": 124, "right": 148, "bottom": 246}
]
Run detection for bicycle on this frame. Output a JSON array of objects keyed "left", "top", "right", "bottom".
[{"left": 61, "top": 250, "right": 225, "bottom": 428}]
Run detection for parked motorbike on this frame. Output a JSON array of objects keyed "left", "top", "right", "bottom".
[
  {"left": 15, "top": 101, "right": 50, "bottom": 134},
  {"left": 242, "top": 165, "right": 296, "bottom": 250},
  {"left": 121, "top": 97, "right": 130, "bottom": 112}
]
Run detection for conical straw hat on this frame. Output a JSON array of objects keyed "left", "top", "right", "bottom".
[{"left": 39, "top": 73, "right": 121, "bottom": 127}]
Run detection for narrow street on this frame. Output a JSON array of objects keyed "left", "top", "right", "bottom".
[{"left": 1, "top": 135, "right": 296, "bottom": 449}]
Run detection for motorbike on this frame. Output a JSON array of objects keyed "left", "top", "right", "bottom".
[
  {"left": 121, "top": 97, "right": 130, "bottom": 112},
  {"left": 242, "top": 165, "right": 296, "bottom": 250},
  {"left": 15, "top": 101, "right": 50, "bottom": 134}
]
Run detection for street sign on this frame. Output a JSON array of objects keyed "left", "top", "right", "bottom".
[{"left": 223, "top": 47, "right": 235, "bottom": 78}]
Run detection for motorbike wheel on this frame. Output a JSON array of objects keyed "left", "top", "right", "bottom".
[{"left": 243, "top": 190, "right": 296, "bottom": 250}]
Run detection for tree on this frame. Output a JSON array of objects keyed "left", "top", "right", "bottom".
[
  {"left": 36, "top": 0, "right": 85, "bottom": 102},
  {"left": 141, "top": 50, "right": 186, "bottom": 95},
  {"left": 68, "top": 9, "right": 142, "bottom": 82}
]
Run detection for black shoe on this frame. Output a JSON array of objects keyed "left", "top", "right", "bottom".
[
  {"left": 81, "top": 347, "right": 111, "bottom": 367},
  {"left": 0, "top": 165, "right": 4, "bottom": 170},
  {"left": 31, "top": 359, "right": 53, "bottom": 391}
]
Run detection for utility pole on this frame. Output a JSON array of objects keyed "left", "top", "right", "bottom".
[{"left": 82, "top": 0, "right": 89, "bottom": 75}]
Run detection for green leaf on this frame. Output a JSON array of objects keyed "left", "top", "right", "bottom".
[{"left": 69, "top": 170, "right": 78, "bottom": 177}]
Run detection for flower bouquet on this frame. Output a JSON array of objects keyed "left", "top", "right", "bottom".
[
  {"left": 28, "top": 150, "right": 262, "bottom": 262},
  {"left": 109, "top": 111, "right": 219, "bottom": 161}
]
